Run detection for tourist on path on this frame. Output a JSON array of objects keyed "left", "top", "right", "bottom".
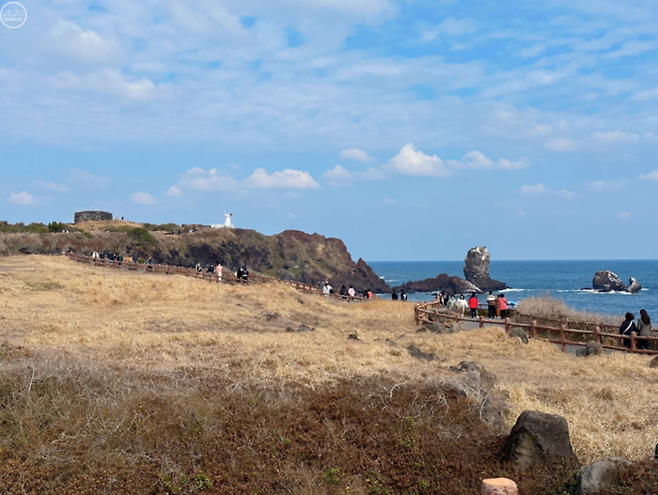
[
  {"left": 486, "top": 291, "right": 497, "bottom": 319},
  {"left": 241, "top": 267, "right": 249, "bottom": 284},
  {"left": 391, "top": 290, "right": 398, "bottom": 301},
  {"left": 468, "top": 293, "right": 479, "bottom": 319},
  {"left": 340, "top": 285, "right": 348, "bottom": 298},
  {"left": 636, "top": 309, "right": 651, "bottom": 350},
  {"left": 498, "top": 294, "right": 509, "bottom": 319},
  {"left": 456, "top": 294, "right": 468, "bottom": 317},
  {"left": 447, "top": 294, "right": 456, "bottom": 309},
  {"left": 619, "top": 312, "right": 637, "bottom": 349},
  {"left": 216, "top": 263, "right": 223, "bottom": 283},
  {"left": 400, "top": 289, "right": 407, "bottom": 301},
  {"left": 348, "top": 285, "right": 356, "bottom": 301}
]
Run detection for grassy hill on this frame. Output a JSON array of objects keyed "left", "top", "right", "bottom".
[{"left": 0, "top": 255, "right": 655, "bottom": 494}]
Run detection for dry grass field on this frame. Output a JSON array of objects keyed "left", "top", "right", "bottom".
[{"left": 0, "top": 255, "right": 656, "bottom": 494}]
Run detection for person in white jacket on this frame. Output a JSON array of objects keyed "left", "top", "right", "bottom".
[{"left": 456, "top": 294, "right": 468, "bottom": 317}]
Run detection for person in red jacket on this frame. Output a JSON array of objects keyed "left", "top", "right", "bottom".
[
  {"left": 498, "top": 294, "right": 509, "bottom": 319},
  {"left": 468, "top": 293, "right": 479, "bottom": 318}
]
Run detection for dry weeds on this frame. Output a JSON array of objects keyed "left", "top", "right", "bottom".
[{"left": 0, "top": 255, "right": 656, "bottom": 493}]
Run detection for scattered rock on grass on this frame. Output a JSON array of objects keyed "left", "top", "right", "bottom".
[
  {"left": 407, "top": 345, "right": 438, "bottom": 362},
  {"left": 508, "top": 327, "right": 529, "bottom": 344},
  {"left": 649, "top": 356, "right": 658, "bottom": 368},
  {"left": 504, "top": 410, "right": 578, "bottom": 468},
  {"left": 286, "top": 324, "right": 315, "bottom": 333},
  {"left": 348, "top": 333, "right": 359, "bottom": 340},
  {"left": 576, "top": 341, "right": 603, "bottom": 357},
  {"left": 261, "top": 311, "right": 279, "bottom": 321},
  {"left": 577, "top": 457, "right": 631, "bottom": 495}
]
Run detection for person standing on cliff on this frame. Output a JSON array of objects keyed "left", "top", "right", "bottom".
[
  {"left": 400, "top": 289, "right": 407, "bottom": 301},
  {"left": 486, "top": 291, "right": 497, "bottom": 319},
  {"left": 391, "top": 289, "right": 398, "bottom": 301}
]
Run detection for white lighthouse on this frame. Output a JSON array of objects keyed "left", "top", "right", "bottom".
[{"left": 211, "top": 213, "right": 234, "bottom": 229}]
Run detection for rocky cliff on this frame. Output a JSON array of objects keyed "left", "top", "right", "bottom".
[
  {"left": 392, "top": 273, "right": 480, "bottom": 295},
  {"left": 0, "top": 225, "right": 390, "bottom": 293}
]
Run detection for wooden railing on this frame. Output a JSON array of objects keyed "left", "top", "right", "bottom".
[
  {"left": 415, "top": 300, "right": 658, "bottom": 355},
  {"left": 66, "top": 253, "right": 366, "bottom": 302}
]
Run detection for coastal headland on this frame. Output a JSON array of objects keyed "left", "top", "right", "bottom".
[{"left": 0, "top": 255, "right": 655, "bottom": 494}]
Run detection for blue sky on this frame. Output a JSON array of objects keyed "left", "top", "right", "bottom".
[{"left": 1, "top": 0, "right": 658, "bottom": 261}]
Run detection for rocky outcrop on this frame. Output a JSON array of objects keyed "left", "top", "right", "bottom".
[
  {"left": 463, "top": 246, "right": 507, "bottom": 291},
  {"left": 0, "top": 225, "right": 389, "bottom": 293},
  {"left": 74, "top": 211, "right": 113, "bottom": 223},
  {"left": 328, "top": 258, "right": 390, "bottom": 293},
  {"left": 592, "top": 270, "right": 641, "bottom": 294},
  {"left": 392, "top": 273, "right": 480, "bottom": 295},
  {"left": 504, "top": 411, "right": 578, "bottom": 468}
]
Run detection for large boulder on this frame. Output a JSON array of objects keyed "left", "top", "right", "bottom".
[
  {"left": 577, "top": 457, "right": 631, "bottom": 495},
  {"left": 592, "top": 270, "right": 626, "bottom": 292},
  {"left": 576, "top": 341, "right": 603, "bottom": 357},
  {"left": 463, "top": 246, "right": 507, "bottom": 291},
  {"left": 504, "top": 411, "right": 578, "bottom": 468}
]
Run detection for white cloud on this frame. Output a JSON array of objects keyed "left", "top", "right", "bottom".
[
  {"left": 243, "top": 168, "right": 320, "bottom": 189},
  {"left": 587, "top": 180, "right": 624, "bottom": 190},
  {"left": 461, "top": 150, "right": 495, "bottom": 169},
  {"left": 178, "top": 168, "right": 238, "bottom": 191},
  {"left": 387, "top": 144, "right": 449, "bottom": 178},
  {"left": 8, "top": 191, "right": 36, "bottom": 205},
  {"left": 521, "top": 183, "right": 548, "bottom": 196},
  {"left": 557, "top": 189, "right": 577, "bottom": 199},
  {"left": 518, "top": 43, "right": 547, "bottom": 58},
  {"left": 420, "top": 17, "right": 477, "bottom": 41},
  {"left": 54, "top": 68, "right": 164, "bottom": 101},
  {"left": 499, "top": 157, "right": 530, "bottom": 170},
  {"left": 48, "top": 21, "right": 122, "bottom": 62},
  {"left": 33, "top": 179, "right": 68, "bottom": 192},
  {"left": 165, "top": 185, "right": 183, "bottom": 196},
  {"left": 323, "top": 165, "right": 386, "bottom": 186},
  {"left": 130, "top": 192, "right": 157, "bottom": 205},
  {"left": 67, "top": 170, "right": 111, "bottom": 190},
  {"left": 639, "top": 171, "right": 658, "bottom": 181},
  {"left": 602, "top": 41, "right": 654, "bottom": 59},
  {"left": 635, "top": 88, "right": 658, "bottom": 101},
  {"left": 339, "top": 148, "right": 373, "bottom": 162},
  {"left": 544, "top": 137, "right": 578, "bottom": 152},
  {"left": 383, "top": 197, "right": 397, "bottom": 205},
  {"left": 617, "top": 211, "right": 632, "bottom": 220},
  {"left": 591, "top": 130, "right": 638, "bottom": 145}
]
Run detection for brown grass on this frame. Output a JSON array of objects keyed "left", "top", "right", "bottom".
[{"left": 0, "top": 255, "right": 657, "bottom": 494}]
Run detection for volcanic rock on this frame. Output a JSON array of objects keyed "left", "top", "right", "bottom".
[
  {"left": 626, "top": 277, "right": 642, "bottom": 294},
  {"left": 328, "top": 257, "right": 390, "bottom": 294},
  {"left": 577, "top": 457, "right": 631, "bottom": 495},
  {"left": 393, "top": 273, "right": 480, "bottom": 295},
  {"left": 592, "top": 270, "right": 626, "bottom": 292},
  {"left": 504, "top": 410, "right": 578, "bottom": 468},
  {"left": 463, "top": 246, "right": 507, "bottom": 291},
  {"left": 576, "top": 341, "right": 604, "bottom": 357},
  {"left": 508, "top": 327, "right": 529, "bottom": 344}
]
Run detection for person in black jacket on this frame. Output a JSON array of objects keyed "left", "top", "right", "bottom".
[{"left": 619, "top": 312, "right": 637, "bottom": 349}]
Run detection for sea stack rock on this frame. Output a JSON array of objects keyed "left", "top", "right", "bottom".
[
  {"left": 592, "top": 270, "right": 641, "bottom": 293},
  {"left": 464, "top": 246, "right": 507, "bottom": 291}
]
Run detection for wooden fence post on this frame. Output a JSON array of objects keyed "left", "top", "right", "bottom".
[
  {"left": 631, "top": 331, "right": 637, "bottom": 352},
  {"left": 531, "top": 320, "right": 537, "bottom": 339},
  {"left": 479, "top": 315, "right": 484, "bottom": 328},
  {"left": 505, "top": 318, "right": 510, "bottom": 334},
  {"left": 594, "top": 326, "right": 601, "bottom": 343},
  {"left": 561, "top": 324, "right": 567, "bottom": 353}
]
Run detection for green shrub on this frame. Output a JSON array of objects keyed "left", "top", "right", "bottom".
[{"left": 127, "top": 228, "right": 157, "bottom": 250}]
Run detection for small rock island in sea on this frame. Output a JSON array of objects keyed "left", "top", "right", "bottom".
[
  {"left": 393, "top": 246, "right": 508, "bottom": 294},
  {"left": 590, "top": 270, "right": 642, "bottom": 294}
]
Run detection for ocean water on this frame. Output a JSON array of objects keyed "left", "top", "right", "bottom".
[{"left": 368, "top": 260, "right": 658, "bottom": 319}]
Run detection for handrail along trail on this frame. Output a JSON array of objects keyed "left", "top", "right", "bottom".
[{"left": 414, "top": 300, "right": 658, "bottom": 356}]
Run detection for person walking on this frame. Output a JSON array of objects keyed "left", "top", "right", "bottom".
[
  {"left": 447, "top": 294, "right": 456, "bottom": 309},
  {"left": 486, "top": 291, "right": 497, "bottom": 319},
  {"left": 391, "top": 290, "right": 398, "bottom": 301},
  {"left": 620, "top": 312, "right": 637, "bottom": 349},
  {"left": 216, "top": 263, "right": 223, "bottom": 283},
  {"left": 498, "top": 294, "right": 509, "bottom": 319},
  {"left": 636, "top": 309, "right": 651, "bottom": 350},
  {"left": 468, "top": 293, "right": 479, "bottom": 319},
  {"left": 456, "top": 294, "right": 468, "bottom": 317},
  {"left": 400, "top": 289, "right": 407, "bottom": 301},
  {"left": 348, "top": 285, "right": 356, "bottom": 301}
]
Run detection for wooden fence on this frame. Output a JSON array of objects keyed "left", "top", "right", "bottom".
[
  {"left": 66, "top": 253, "right": 367, "bottom": 302},
  {"left": 415, "top": 300, "right": 658, "bottom": 356}
]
